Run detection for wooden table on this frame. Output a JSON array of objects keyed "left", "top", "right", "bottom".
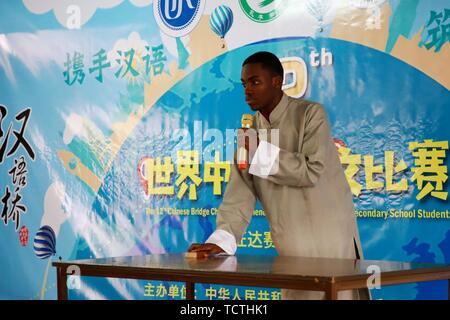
[{"left": 52, "top": 254, "right": 450, "bottom": 300}]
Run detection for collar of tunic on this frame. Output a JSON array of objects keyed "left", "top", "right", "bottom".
[{"left": 257, "top": 93, "right": 290, "bottom": 128}]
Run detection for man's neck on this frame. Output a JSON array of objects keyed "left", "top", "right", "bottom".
[{"left": 260, "top": 91, "right": 284, "bottom": 123}]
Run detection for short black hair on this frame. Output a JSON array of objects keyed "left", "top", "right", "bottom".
[{"left": 242, "top": 51, "right": 284, "bottom": 77}]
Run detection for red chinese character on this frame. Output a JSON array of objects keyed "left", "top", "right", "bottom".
[{"left": 19, "top": 225, "right": 28, "bottom": 246}]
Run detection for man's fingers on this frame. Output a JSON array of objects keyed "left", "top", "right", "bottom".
[
  {"left": 188, "top": 243, "right": 224, "bottom": 253},
  {"left": 187, "top": 243, "right": 201, "bottom": 252},
  {"left": 199, "top": 244, "right": 225, "bottom": 254},
  {"left": 188, "top": 243, "right": 212, "bottom": 252},
  {"left": 209, "top": 246, "right": 226, "bottom": 254}
]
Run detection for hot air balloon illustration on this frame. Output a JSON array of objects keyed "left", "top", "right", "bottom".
[
  {"left": 210, "top": 5, "right": 233, "bottom": 48},
  {"left": 33, "top": 225, "right": 56, "bottom": 259},
  {"left": 306, "top": 0, "right": 331, "bottom": 33}
]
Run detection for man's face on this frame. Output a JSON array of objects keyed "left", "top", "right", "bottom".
[{"left": 241, "top": 63, "right": 282, "bottom": 112}]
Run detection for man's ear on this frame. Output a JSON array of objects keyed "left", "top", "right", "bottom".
[{"left": 272, "top": 75, "right": 283, "bottom": 89}]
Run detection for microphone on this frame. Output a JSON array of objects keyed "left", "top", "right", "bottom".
[{"left": 237, "top": 114, "right": 253, "bottom": 170}]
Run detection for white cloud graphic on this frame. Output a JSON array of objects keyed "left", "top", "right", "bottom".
[
  {"left": 129, "top": 0, "right": 153, "bottom": 7},
  {"left": 107, "top": 31, "right": 149, "bottom": 68},
  {"left": 22, "top": 0, "right": 153, "bottom": 28},
  {"left": 0, "top": 34, "right": 16, "bottom": 84},
  {"left": 40, "top": 181, "right": 71, "bottom": 236},
  {"left": 159, "top": 31, "right": 190, "bottom": 60},
  {"left": 0, "top": 28, "right": 108, "bottom": 84}
]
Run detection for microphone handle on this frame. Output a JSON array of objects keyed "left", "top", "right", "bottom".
[{"left": 237, "top": 146, "right": 248, "bottom": 170}]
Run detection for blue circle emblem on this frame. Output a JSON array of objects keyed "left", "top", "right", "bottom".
[{"left": 154, "top": 0, "right": 205, "bottom": 37}]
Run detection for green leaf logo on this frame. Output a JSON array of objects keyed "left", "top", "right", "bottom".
[
  {"left": 239, "top": 0, "right": 287, "bottom": 23},
  {"left": 259, "top": 0, "right": 275, "bottom": 8}
]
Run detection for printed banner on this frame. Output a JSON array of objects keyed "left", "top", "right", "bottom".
[{"left": 0, "top": 0, "right": 449, "bottom": 300}]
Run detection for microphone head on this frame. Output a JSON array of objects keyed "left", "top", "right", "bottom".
[{"left": 241, "top": 114, "right": 253, "bottom": 128}]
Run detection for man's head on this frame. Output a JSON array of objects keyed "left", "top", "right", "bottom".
[{"left": 241, "top": 51, "right": 284, "bottom": 113}]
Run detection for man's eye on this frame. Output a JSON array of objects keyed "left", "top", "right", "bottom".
[{"left": 253, "top": 81, "right": 260, "bottom": 85}]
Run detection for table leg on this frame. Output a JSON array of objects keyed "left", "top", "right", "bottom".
[
  {"left": 186, "top": 282, "right": 195, "bottom": 300},
  {"left": 57, "top": 267, "right": 68, "bottom": 300},
  {"left": 325, "top": 283, "right": 338, "bottom": 300}
]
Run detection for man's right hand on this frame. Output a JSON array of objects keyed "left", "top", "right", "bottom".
[
  {"left": 187, "top": 243, "right": 225, "bottom": 254},
  {"left": 237, "top": 128, "right": 259, "bottom": 152}
]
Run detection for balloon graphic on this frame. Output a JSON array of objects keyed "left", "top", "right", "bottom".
[
  {"left": 210, "top": 5, "right": 233, "bottom": 47},
  {"left": 306, "top": 0, "right": 331, "bottom": 32},
  {"left": 33, "top": 225, "right": 56, "bottom": 259}
]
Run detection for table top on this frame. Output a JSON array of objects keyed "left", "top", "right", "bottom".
[{"left": 52, "top": 253, "right": 450, "bottom": 282}]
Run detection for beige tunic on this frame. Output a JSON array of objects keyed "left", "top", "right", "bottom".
[{"left": 215, "top": 94, "right": 369, "bottom": 300}]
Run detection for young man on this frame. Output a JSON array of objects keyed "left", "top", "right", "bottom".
[{"left": 188, "top": 51, "right": 368, "bottom": 300}]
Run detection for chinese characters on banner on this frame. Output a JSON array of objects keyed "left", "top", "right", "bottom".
[
  {"left": 421, "top": 8, "right": 450, "bottom": 52},
  {"left": 63, "top": 45, "right": 167, "bottom": 85},
  {"left": 0, "top": 105, "right": 34, "bottom": 232},
  {"left": 339, "top": 139, "right": 448, "bottom": 201},
  {"left": 143, "top": 281, "right": 281, "bottom": 300},
  {"left": 140, "top": 152, "right": 231, "bottom": 201},
  {"left": 139, "top": 140, "right": 448, "bottom": 202}
]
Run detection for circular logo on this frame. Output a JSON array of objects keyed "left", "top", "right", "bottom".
[
  {"left": 239, "top": 0, "right": 287, "bottom": 23},
  {"left": 154, "top": 0, "right": 206, "bottom": 37}
]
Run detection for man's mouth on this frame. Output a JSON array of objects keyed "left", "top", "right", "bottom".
[{"left": 246, "top": 100, "right": 259, "bottom": 109}]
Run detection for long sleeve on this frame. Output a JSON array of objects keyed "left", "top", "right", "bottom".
[
  {"left": 262, "top": 103, "right": 329, "bottom": 187},
  {"left": 205, "top": 229, "right": 237, "bottom": 255},
  {"left": 214, "top": 158, "right": 257, "bottom": 246}
]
